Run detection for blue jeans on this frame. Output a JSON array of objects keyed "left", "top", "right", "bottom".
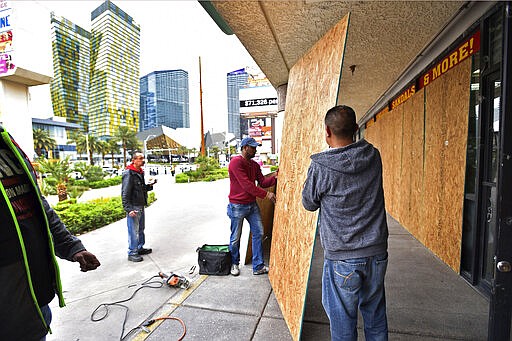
[
  {"left": 227, "top": 202, "right": 265, "bottom": 271},
  {"left": 322, "top": 253, "right": 388, "bottom": 341},
  {"left": 127, "top": 208, "right": 145, "bottom": 255},
  {"left": 40, "top": 304, "right": 52, "bottom": 341}
]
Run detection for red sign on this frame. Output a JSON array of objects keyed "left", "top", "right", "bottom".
[
  {"left": 419, "top": 30, "right": 480, "bottom": 89},
  {"left": 390, "top": 84, "right": 416, "bottom": 110}
]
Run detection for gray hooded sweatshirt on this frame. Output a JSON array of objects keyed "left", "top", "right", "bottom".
[{"left": 302, "top": 139, "right": 388, "bottom": 260}]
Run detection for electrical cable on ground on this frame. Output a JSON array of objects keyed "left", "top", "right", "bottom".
[
  {"left": 89, "top": 267, "right": 195, "bottom": 341},
  {"left": 90, "top": 275, "right": 163, "bottom": 340},
  {"left": 142, "top": 316, "right": 187, "bottom": 340}
]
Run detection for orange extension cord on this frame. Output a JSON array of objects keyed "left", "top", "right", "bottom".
[{"left": 144, "top": 316, "right": 186, "bottom": 340}]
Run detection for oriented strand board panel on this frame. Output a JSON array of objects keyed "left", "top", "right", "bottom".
[
  {"left": 245, "top": 174, "right": 277, "bottom": 264},
  {"left": 424, "top": 74, "right": 446, "bottom": 253},
  {"left": 269, "top": 15, "right": 349, "bottom": 341},
  {"left": 424, "top": 59, "right": 470, "bottom": 270},
  {"left": 398, "top": 102, "right": 413, "bottom": 228},
  {"left": 391, "top": 105, "right": 404, "bottom": 220},
  {"left": 380, "top": 111, "right": 394, "bottom": 217},
  {"left": 408, "top": 89, "right": 426, "bottom": 241},
  {"left": 439, "top": 58, "right": 471, "bottom": 270}
]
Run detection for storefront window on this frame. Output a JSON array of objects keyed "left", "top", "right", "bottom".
[{"left": 461, "top": 51, "right": 480, "bottom": 276}]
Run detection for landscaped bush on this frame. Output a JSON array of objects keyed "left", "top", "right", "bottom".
[
  {"left": 175, "top": 173, "right": 189, "bottom": 183},
  {"left": 53, "top": 192, "right": 157, "bottom": 235},
  {"left": 84, "top": 166, "right": 106, "bottom": 182},
  {"left": 68, "top": 185, "right": 89, "bottom": 199},
  {"left": 175, "top": 161, "right": 229, "bottom": 183},
  {"left": 88, "top": 176, "right": 122, "bottom": 189}
]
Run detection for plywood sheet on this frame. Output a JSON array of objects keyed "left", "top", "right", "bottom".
[
  {"left": 245, "top": 173, "right": 277, "bottom": 264},
  {"left": 424, "top": 74, "right": 446, "bottom": 252},
  {"left": 382, "top": 106, "right": 403, "bottom": 218},
  {"left": 269, "top": 15, "right": 349, "bottom": 341},
  {"left": 380, "top": 110, "right": 394, "bottom": 217},
  {"left": 439, "top": 58, "right": 471, "bottom": 270},
  {"left": 409, "top": 89, "right": 426, "bottom": 241},
  {"left": 398, "top": 101, "right": 413, "bottom": 228}
]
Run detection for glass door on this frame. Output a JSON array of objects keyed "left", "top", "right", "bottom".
[{"left": 479, "top": 73, "right": 500, "bottom": 290}]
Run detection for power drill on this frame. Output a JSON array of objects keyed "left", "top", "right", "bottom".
[{"left": 158, "top": 272, "right": 190, "bottom": 289}]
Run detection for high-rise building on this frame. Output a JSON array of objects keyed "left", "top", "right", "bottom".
[
  {"left": 50, "top": 13, "right": 91, "bottom": 130},
  {"left": 140, "top": 70, "right": 190, "bottom": 131},
  {"left": 226, "top": 68, "right": 248, "bottom": 139},
  {"left": 89, "top": 0, "right": 140, "bottom": 137}
]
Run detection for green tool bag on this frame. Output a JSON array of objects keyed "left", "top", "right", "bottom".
[{"left": 196, "top": 244, "right": 232, "bottom": 276}]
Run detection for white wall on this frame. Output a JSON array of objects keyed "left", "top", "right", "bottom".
[{"left": 0, "top": 80, "right": 34, "bottom": 158}]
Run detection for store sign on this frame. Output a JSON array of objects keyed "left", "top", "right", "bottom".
[
  {"left": 0, "top": 0, "right": 14, "bottom": 75},
  {"left": 390, "top": 84, "right": 416, "bottom": 110},
  {"left": 387, "top": 30, "right": 480, "bottom": 111},
  {"left": 240, "top": 97, "right": 278, "bottom": 108},
  {"left": 419, "top": 31, "right": 480, "bottom": 89}
]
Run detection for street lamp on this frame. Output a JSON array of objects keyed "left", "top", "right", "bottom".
[{"left": 144, "top": 135, "right": 156, "bottom": 161}]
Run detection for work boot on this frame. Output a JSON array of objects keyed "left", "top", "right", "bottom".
[
  {"left": 128, "top": 254, "right": 143, "bottom": 262},
  {"left": 138, "top": 248, "right": 152, "bottom": 255}
]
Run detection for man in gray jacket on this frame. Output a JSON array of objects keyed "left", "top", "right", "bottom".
[{"left": 302, "top": 105, "right": 388, "bottom": 341}]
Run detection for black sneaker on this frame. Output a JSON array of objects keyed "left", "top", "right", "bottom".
[
  {"left": 128, "top": 254, "right": 143, "bottom": 262},
  {"left": 138, "top": 248, "right": 152, "bottom": 255}
]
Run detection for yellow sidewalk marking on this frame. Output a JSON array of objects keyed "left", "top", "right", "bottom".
[{"left": 131, "top": 275, "right": 208, "bottom": 340}]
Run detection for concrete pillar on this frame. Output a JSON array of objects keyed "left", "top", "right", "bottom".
[{"left": 277, "top": 84, "right": 287, "bottom": 113}]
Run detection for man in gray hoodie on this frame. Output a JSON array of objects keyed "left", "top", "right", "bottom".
[{"left": 302, "top": 105, "right": 388, "bottom": 341}]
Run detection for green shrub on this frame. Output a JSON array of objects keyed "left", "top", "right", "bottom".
[
  {"left": 175, "top": 173, "right": 189, "bottom": 183},
  {"left": 175, "top": 163, "right": 228, "bottom": 183},
  {"left": 85, "top": 166, "right": 105, "bottom": 182},
  {"left": 53, "top": 192, "right": 157, "bottom": 235},
  {"left": 54, "top": 197, "right": 125, "bottom": 234},
  {"left": 88, "top": 176, "right": 122, "bottom": 189},
  {"left": 41, "top": 180, "right": 57, "bottom": 196},
  {"left": 68, "top": 185, "right": 89, "bottom": 199}
]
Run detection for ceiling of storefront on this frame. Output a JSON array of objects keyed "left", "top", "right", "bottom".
[{"left": 205, "top": 1, "right": 466, "bottom": 122}]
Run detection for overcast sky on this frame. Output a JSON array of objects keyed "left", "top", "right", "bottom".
[{"left": 31, "top": 0, "right": 257, "bottom": 138}]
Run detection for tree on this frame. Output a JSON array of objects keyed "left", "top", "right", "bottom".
[
  {"left": 33, "top": 129, "right": 56, "bottom": 158},
  {"left": 72, "top": 162, "right": 91, "bottom": 178},
  {"left": 67, "top": 131, "right": 87, "bottom": 160},
  {"left": 85, "top": 134, "right": 103, "bottom": 166},
  {"left": 37, "top": 157, "right": 72, "bottom": 202},
  {"left": 106, "top": 138, "right": 120, "bottom": 167},
  {"left": 96, "top": 140, "right": 109, "bottom": 166},
  {"left": 114, "top": 126, "right": 139, "bottom": 167},
  {"left": 210, "top": 146, "right": 220, "bottom": 160}
]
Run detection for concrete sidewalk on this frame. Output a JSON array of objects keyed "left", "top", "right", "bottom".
[{"left": 47, "top": 173, "right": 488, "bottom": 340}]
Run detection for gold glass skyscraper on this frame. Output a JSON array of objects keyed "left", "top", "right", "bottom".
[
  {"left": 50, "top": 13, "right": 90, "bottom": 131},
  {"left": 89, "top": 0, "right": 140, "bottom": 137}
]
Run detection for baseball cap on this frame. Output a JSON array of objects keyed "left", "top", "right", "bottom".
[{"left": 240, "top": 137, "right": 260, "bottom": 148}]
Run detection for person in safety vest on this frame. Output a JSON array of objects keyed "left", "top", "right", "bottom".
[{"left": 0, "top": 125, "right": 100, "bottom": 340}]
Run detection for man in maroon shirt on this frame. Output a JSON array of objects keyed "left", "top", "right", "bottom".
[{"left": 227, "top": 137, "right": 277, "bottom": 276}]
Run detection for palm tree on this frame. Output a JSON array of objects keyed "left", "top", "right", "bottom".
[
  {"left": 37, "top": 157, "right": 72, "bottom": 201},
  {"left": 97, "top": 140, "right": 109, "bottom": 166},
  {"left": 33, "top": 129, "right": 56, "bottom": 158},
  {"left": 106, "top": 138, "right": 120, "bottom": 168},
  {"left": 85, "top": 134, "right": 102, "bottom": 166},
  {"left": 114, "top": 126, "right": 139, "bottom": 167},
  {"left": 177, "top": 145, "right": 187, "bottom": 156},
  {"left": 210, "top": 146, "right": 220, "bottom": 160},
  {"left": 67, "top": 131, "right": 86, "bottom": 160}
]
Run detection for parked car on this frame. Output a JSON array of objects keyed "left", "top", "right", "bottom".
[{"left": 69, "top": 171, "right": 84, "bottom": 180}]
